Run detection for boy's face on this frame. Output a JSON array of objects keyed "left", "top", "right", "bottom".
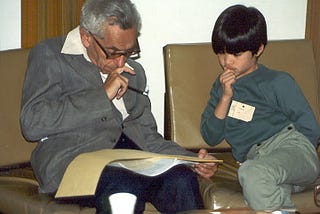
[{"left": 217, "top": 45, "right": 264, "bottom": 78}]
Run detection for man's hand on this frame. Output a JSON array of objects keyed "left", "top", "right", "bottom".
[
  {"left": 193, "top": 149, "right": 218, "bottom": 179},
  {"left": 104, "top": 65, "right": 136, "bottom": 100}
]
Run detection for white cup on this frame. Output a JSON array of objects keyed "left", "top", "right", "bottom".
[{"left": 108, "top": 192, "right": 137, "bottom": 214}]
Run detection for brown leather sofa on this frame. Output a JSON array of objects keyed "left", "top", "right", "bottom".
[
  {"left": 0, "top": 39, "right": 319, "bottom": 213},
  {"left": 163, "top": 39, "right": 320, "bottom": 212}
]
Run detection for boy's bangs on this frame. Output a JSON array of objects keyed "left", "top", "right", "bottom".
[{"left": 213, "top": 33, "right": 251, "bottom": 54}]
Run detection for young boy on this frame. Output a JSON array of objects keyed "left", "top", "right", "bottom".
[{"left": 200, "top": 4, "right": 320, "bottom": 212}]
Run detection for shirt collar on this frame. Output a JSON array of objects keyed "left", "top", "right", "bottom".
[{"left": 61, "top": 26, "right": 91, "bottom": 62}]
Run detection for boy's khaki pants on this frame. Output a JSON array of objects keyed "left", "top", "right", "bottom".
[{"left": 238, "top": 124, "right": 319, "bottom": 212}]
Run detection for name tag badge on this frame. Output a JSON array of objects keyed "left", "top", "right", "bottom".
[{"left": 228, "top": 100, "right": 255, "bottom": 122}]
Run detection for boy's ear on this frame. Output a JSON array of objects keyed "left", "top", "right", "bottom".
[{"left": 255, "top": 44, "right": 265, "bottom": 57}]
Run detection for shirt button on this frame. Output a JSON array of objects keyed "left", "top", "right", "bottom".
[{"left": 101, "top": 117, "right": 107, "bottom": 121}]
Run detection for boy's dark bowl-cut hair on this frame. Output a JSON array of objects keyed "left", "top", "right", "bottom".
[{"left": 212, "top": 4, "right": 267, "bottom": 55}]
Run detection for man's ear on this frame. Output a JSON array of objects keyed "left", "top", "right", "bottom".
[
  {"left": 80, "top": 28, "right": 90, "bottom": 48},
  {"left": 255, "top": 44, "right": 265, "bottom": 57}
]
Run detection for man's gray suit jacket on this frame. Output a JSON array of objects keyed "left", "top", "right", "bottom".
[{"left": 20, "top": 37, "right": 194, "bottom": 193}]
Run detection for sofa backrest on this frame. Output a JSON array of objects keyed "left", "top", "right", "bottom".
[
  {"left": 163, "top": 39, "right": 319, "bottom": 150},
  {"left": 0, "top": 48, "right": 35, "bottom": 166},
  {"left": 0, "top": 40, "right": 318, "bottom": 165}
]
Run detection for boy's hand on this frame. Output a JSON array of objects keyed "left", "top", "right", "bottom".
[
  {"left": 220, "top": 69, "right": 237, "bottom": 99},
  {"left": 213, "top": 69, "right": 237, "bottom": 119}
]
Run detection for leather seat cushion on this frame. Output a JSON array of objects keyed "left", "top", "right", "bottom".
[
  {"left": 0, "top": 175, "right": 159, "bottom": 213},
  {"left": 0, "top": 176, "right": 95, "bottom": 213}
]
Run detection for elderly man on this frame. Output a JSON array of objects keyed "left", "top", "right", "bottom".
[{"left": 20, "top": 0, "right": 217, "bottom": 213}]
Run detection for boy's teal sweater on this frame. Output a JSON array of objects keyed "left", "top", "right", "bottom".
[{"left": 200, "top": 64, "right": 320, "bottom": 162}]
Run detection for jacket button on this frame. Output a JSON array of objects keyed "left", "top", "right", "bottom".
[
  {"left": 101, "top": 117, "right": 107, "bottom": 121},
  {"left": 288, "top": 126, "right": 292, "bottom": 130}
]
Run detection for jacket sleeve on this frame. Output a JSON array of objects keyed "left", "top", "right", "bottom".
[
  {"left": 123, "top": 61, "right": 196, "bottom": 157},
  {"left": 20, "top": 41, "right": 112, "bottom": 142}
]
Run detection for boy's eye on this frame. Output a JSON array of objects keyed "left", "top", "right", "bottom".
[{"left": 233, "top": 52, "right": 242, "bottom": 57}]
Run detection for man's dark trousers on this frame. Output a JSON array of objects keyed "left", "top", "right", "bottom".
[{"left": 95, "top": 133, "right": 204, "bottom": 213}]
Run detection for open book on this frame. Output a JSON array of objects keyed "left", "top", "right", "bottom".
[{"left": 55, "top": 149, "right": 222, "bottom": 198}]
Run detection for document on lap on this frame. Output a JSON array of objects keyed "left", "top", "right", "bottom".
[{"left": 55, "top": 149, "right": 222, "bottom": 198}]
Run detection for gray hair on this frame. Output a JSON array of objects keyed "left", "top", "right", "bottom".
[{"left": 80, "top": 0, "right": 142, "bottom": 38}]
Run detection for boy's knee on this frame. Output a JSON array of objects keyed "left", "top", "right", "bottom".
[
  {"left": 238, "top": 160, "right": 294, "bottom": 211},
  {"left": 238, "top": 160, "right": 271, "bottom": 185}
]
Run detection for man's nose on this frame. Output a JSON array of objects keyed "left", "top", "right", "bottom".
[{"left": 115, "top": 55, "right": 126, "bottom": 68}]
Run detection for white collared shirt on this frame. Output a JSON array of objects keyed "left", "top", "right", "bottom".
[{"left": 61, "top": 26, "right": 129, "bottom": 119}]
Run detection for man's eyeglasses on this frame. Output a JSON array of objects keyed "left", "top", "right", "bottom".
[{"left": 89, "top": 31, "right": 140, "bottom": 60}]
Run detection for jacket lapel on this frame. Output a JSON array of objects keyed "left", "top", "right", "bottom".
[
  {"left": 123, "top": 72, "right": 138, "bottom": 114},
  {"left": 64, "top": 54, "right": 103, "bottom": 86}
]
